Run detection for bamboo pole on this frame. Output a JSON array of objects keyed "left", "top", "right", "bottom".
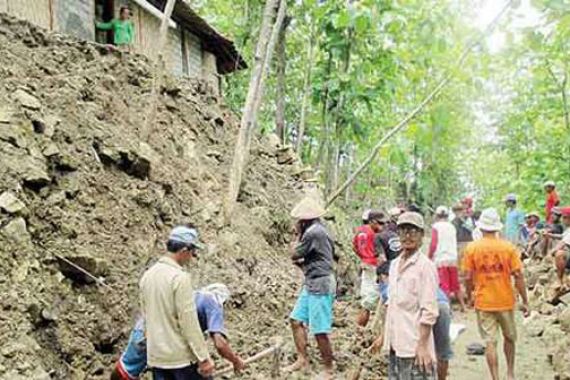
[{"left": 326, "top": 0, "right": 515, "bottom": 207}]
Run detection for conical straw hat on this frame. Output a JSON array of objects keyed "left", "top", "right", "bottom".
[{"left": 291, "top": 196, "right": 326, "bottom": 220}]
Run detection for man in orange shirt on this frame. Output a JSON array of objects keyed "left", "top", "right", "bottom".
[{"left": 463, "top": 208, "right": 529, "bottom": 380}]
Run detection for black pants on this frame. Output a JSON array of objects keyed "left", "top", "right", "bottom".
[{"left": 152, "top": 364, "right": 212, "bottom": 380}]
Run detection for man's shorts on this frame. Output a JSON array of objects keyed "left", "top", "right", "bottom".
[
  {"left": 437, "top": 266, "right": 460, "bottom": 296},
  {"left": 290, "top": 287, "right": 334, "bottom": 335},
  {"left": 360, "top": 264, "right": 380, "bottom": 311},
  {"left": 433, "top": 303, "right": 453, "bottom": 361},
  {"left": 476, "top": 310, "right": 517, "bottom": 344},
  {"left": 388, "top": 351, "right": 436, "bottom": 380}
]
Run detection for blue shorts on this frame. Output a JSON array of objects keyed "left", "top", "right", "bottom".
[{"left": 290, "top": 287, "right": 334, "bottom": 335}]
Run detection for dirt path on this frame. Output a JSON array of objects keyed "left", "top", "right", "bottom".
[{"left": 450, "top": 310, "right": 554, "bottom": 380}]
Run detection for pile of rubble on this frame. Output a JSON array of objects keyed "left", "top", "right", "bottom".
[
  {"left": 0, "top": 12, "right": 383, "bottom": 380},
  {"left": 523, "top": 257, "right": 570, "bottom": 379}
]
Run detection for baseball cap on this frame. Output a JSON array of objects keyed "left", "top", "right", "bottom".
[
  {"left": 559, "top": 207, "right": 570, "bottom": 217},
  {"left": 435, "top": 206, "right": 449, "bottom": 216},
  {"left": 505, "top": 193, "right": 517, "bottom": 202},
  {"left": 397, "top": 212, "right": 425, "bottom": 230},
  {"left": 169, "top": 226, "right": 205, "bottom": 250},
  {"left": 368, "top": 210, "right": 387, "bottom": 224},
  {"left": 544, "top": 180, "right": 556, "bottom": 188}
]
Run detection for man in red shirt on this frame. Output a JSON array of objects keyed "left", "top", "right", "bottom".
[
  {"left": 545, "top": 181, "right": 560, "bottom": 224},
  {"left": 353, "top": 210, "right": 387, "bottom": 326}
]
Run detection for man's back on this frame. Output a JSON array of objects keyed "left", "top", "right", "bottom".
[
  {"left": 463, "top": 236, "right": 522, "bottom": 311},
  {"left": 432, "top": 221, "right": 458, "bottom": 263},
  {"left": 140, "top": 257, "right": 208, "bottom": 368}
]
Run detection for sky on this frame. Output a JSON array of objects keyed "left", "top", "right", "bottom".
[{"left": 473, "top": 0, "right": 544, "bottom": 53}]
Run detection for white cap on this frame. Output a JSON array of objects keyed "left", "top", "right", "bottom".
[
  {"left": 435, "top": 206, "right": 449, "bottom": 217},
  {"left": 505, "top": 193, "right": 517, "bottom": 202},
  {"left": 544, "top": 180, "right": 556, "bottom": 188},
  {"left": 476, "top": 208, "right": 503, "bottom": 232}
]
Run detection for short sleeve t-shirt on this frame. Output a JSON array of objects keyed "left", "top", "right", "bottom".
[
  {"left": 462, "top": 237, "right": 522, "bottom": 311},
  {"left": 195, "top": 292, "right": 225, "bottom": 335}
]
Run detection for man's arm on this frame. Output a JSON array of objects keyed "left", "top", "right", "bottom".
[
  {"left": 416, "top": 261, "right": 438, "bottom": 371},
  {"left": 211, "top": 333, "right": 245, "bottom": 371},
  {"left": 96, "top": 20, "right": 114, "bottom": 30},
  {"left": 428, "top": 228, "right": 438, "bottom": 260},
  {"left": 513, "top": 270, "right": 529, "bottom": 314},
  {"left": 174, "top": 274, "right": 210, "bottom": 362}
]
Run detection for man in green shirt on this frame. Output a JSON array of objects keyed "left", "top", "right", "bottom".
[{"left": 96, "top": 6, "right": 134, "bottom": 49}]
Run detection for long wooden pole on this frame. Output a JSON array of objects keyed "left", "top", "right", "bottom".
[{"left": 326, "top": 0, "right": 514, "bottom": 207}]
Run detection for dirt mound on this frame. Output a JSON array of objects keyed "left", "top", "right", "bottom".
[
  {"left": 523, "top": 257, "right": 570, "bottom": 380},
  {"left": 0, "top": 13, "right": 379, "bottom": 380}
]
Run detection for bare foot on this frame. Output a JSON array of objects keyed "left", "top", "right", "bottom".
[{"left": 282, "top": 359, "right": 309, "bottom": 374}]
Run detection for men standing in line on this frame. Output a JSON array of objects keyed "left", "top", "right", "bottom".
[
  {"left": 504, "top": 194, "right": 525, "bottom": 245},
  {"left": 284, "top": 197, "right": 336, "bottom": 379},
  {"left": 544, "top": 181, "right": 560, "bottom": 224},
  {"left": 353, "top": 210, "right": 387, "bottom": 326},
  {"left": 383, "top": 212, "right": 439, "bottom": 380},
  {"left": 463, "top": 209, "right": 529, "bottom": 380},
  {"left": 429, "top": 206, "right": 466, "bottom": 312},
  {"left": 139, "top": 226, "right": 214, "bottom": 379}
]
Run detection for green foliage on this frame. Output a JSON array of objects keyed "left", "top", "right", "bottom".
[{"left": 196, "top": 0, "right": 568, "bottom": 217}]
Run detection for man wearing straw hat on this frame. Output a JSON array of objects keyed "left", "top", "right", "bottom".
[
  {"left": 284, "top": 196, "right": 336, "bottom": 379},
  {"left": 463, "top": 208, "right": 529, "bottom": 380}
]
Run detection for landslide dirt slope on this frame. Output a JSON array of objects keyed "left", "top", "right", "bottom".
[{"left": 0, "top": 13, "right": 376, "bottom": 380}]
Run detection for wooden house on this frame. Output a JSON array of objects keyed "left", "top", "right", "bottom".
[{"left": 0, "top": 0, "right": 246, "bottom": 95}]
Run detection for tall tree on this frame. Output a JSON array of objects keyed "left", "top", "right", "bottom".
[{"left": 224, "top": 0, "right": 287, "bottom": 220}]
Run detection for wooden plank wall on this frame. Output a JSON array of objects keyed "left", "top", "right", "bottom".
[{"left": 3, "top": 0, "right": 52, "bottom": 30}]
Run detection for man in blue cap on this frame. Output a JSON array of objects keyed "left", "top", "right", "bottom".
[{"left": 139, "top": 226, "right": 215, "bottom": 379}]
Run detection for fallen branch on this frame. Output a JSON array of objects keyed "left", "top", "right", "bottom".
[
  {"left": 326, "top": 0, "right": 515, "bottom": 207},
  {"left": 215, "top": 336, "right": 283, "bottom": 377}
]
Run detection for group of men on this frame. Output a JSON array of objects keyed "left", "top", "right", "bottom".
[
  {"left": 352, "top": 203, "right": 535, "bottom": 380},
  {"left": 107, "top": 186, "right": 570, "bottom": 380},
  {"left": 503, "top": 182, "right": 570, "bottom": 288}
]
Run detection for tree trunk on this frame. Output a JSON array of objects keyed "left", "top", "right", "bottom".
[
  {"left": 295, "top": 22, "right": 316, "bottom": 158},
  {"left": 315, "top": 52, "right": 333, "bottom": 170},
  {"left": 274, "top": 15, "right": 290, "bottom": 144},
  {"left": 224, "top": 0, "right": 287, "bottom": 221}
]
